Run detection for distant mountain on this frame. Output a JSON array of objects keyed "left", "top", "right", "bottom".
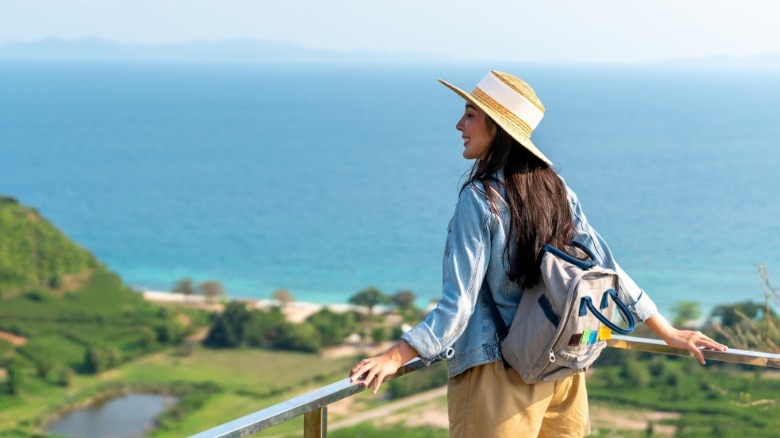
[
  {"left": 658, "top": 53, "right": 780, "bottom": 69},
  {"left": 0, "top": 37, "right": 451, "bottom": 63}
]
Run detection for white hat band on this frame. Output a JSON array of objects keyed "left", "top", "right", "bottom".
[{"left": 476, "top": 73, "right": 544, "bottom": 130}]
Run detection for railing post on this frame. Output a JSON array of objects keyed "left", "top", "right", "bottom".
[{"left": 303, "top": 406, "right": 327, "bottom": 438}]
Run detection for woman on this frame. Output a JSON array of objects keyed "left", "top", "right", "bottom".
[{"left": 349, "top": 71, "right": 726, "bottom": 437}]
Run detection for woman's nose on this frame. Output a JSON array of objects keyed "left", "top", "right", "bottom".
[{"left": 456, "top": 116, "right": 464, "bottom": 131}]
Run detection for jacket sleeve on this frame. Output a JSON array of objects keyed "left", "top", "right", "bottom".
[
  {"left": 566, "top": 185, "right": 659, "bottom": 322},
  {"left": 402, "top": 183, "right": 493, "bottom": 364}
]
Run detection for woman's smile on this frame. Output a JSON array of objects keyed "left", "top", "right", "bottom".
[{"left": 456, "top": 102, "right": 496, "bottom": 160}]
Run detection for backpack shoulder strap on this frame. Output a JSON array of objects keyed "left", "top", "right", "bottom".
[{"left": 543, "top": 242, "right": 598, "bottom": 269}]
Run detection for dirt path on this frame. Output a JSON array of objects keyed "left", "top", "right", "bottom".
[
  {"left": 0, "top": 331, "right": 27, "bottom": 346},
  {"left": 590, "top": 404, "right": 678, "bottom": 436},
  {"left": 185, "top": 327, "right": 209, "bottom": 342},
  {"left": 328, "top": 386, "right": 447, "bottom": 431}
]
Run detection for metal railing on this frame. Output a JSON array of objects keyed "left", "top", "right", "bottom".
[{"left": 189, "top": 335, "right": 780, "bottom": 438}]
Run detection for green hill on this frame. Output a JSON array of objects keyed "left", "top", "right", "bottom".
[
  {"left": 0, "top": 196, "right": 198, "bottom": 388},
  {"left": 0, "top": 196, "right": 100, "bottom": 291}
]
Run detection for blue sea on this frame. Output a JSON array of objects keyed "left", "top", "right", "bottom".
[{"left": 1, "top": 61, "right": 779, "bottom": 315}]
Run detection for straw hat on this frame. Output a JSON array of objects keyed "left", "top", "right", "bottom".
[{"left": 439, "top": 70, "right": 551, "bottom": 166}]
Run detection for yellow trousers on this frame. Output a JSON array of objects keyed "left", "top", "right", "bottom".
[{"left": 447, "top": 361, "right": 590, "bottom": 437}]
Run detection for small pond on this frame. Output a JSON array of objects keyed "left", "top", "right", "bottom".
[{"left": 45, "top": 393, "right": 178, "bottom": 438}]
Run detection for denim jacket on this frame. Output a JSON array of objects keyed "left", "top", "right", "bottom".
[{"left": 401, "top": 174, "right": 659, "bottom": 377}]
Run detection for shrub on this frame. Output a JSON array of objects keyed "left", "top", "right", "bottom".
[
  {"left": 154, "top": 320, "right": 184, "bottom": 344},
  {"left": 56, "top": 366, "right": 73, "bottom": 387},
  {"left": 34, "top": 357, "right": 53, "bottom": 379},
  {"left": 244, "top": 308, "right": 287, "bottom": 348},
  {"left": 204, "top": 302, "right": 251, "bottom": 348},
  {"left": 390, "top": 325, "right": 405, "bottom": 340},
  {"left": 619, "top": 358, "right": 651, "bottom": 388},
  {"left": 274, "top": 323, "right": 322, "bottom": 353},
  {"left": 6, "top": 362, "right": 24, "bottom": 395},
  {"left": 371, "top": 326, "right": 389, "bottom": 343},
  {"left": 306, "top": 308, "right": 359, "bottom": 346},
  {"left": 387, "top": 361, "right": 448, "bottom": 399},
  {"left": 24, "top": 290, "right": 51, "bottom": 302},
  {"left": 83, "top": 344, "right": 119, "bottom": 374}
]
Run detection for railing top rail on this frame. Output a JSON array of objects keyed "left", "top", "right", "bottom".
[
  {"left": 607, "top": 335, "right": 780, "bottom": 368},
  {"left": 189, "top": 335, "right": 780, "bottom": 438},
  {"left": 188, "top": 357, "right": 429, "bottom": 438}
]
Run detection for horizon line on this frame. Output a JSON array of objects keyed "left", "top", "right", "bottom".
[{"left": 1, "top": 36, "right": 780, "bottom": 67}]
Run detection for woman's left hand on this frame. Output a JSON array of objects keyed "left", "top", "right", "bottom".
[
  {"left": 644, "top": 313, "right": 727, "bottom": 365},
  {"left": 350, "top": 340, "right": 419, "bottom": 394},
  {"left": 661, "top": 328, "right": 728, "bottom": 365}
]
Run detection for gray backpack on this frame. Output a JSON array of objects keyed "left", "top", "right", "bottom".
[{"left": 486, "top": 242, "right": 636, "bottom": 384}]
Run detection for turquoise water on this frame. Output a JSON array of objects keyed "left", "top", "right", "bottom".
[{"left": 1, "top": 62, "right": 778, "bottom": 315}]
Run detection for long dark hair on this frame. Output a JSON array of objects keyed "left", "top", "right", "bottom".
[{"left": 464, "top": 125, "right": 574, "bottom": 289}]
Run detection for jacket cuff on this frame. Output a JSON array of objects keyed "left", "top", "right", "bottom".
[{"left": 402, "top": 323, "right": 446, "bottom": 365}]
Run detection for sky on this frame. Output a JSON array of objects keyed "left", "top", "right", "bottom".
[{"left": 2, "top": 0, "right": 779, "bottom": 63}]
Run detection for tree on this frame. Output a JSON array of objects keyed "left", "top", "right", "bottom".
[
  {"left": 372, "top": 326, "right": 389, "bottom": 343},
  {"left": 154, "top": 320, "right": 183, "bottom": 344},
  {"left": 6, "top": 362, "right": 23, "bottom": 395},
  {"left": 35, "top": 356, "right": 53, "bottom": 379},
  {"left": 199, "top": 280, "right": 227, "bottom": 302},
  {"left": 349, "top": 287, "right": 390, "bottom": 316},
  {"left": 172, "top": 278, "right": 195, "bottom": 296},
  {"left": 307, "top": 307, "right": 358, "bottom": 347},
  {"left": 244, "top": 308, "right": 288, "bottom": 348},
  {"left": 56, "top": 366, "right": 73, "bottom": 387},
  {"left": 272, "top": 289, "right": 295, "bottom": 306},
  {"left": 391, "top": 290, "right": 416, "bottom": 309},
  {"left": 274, "top": 322, "right": 322, "bottom": 353},
  {"left": 711, "top": 300, "right": 764, "bottom": 327},
  {"left": 671, "top": 301, "right": 702, "bottom": 326},
  {"left": 204, "top": 301, "right": 251, "bottom": 348},
  {"left": 83, "top": 344, "right": 119, "bottom": 374}
]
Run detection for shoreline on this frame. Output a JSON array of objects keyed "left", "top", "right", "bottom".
[{"left": 141, "top": 289, "right": 382, "bottom": 323}]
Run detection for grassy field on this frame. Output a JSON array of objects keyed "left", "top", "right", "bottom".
[
  {"left": 0, "top": 244, "right": 448, "bottom": 437},
  {"left": 0, "top": 271, "right": 189, "bottom": 368},
  {"left": 2, "top": 332, "right": 779, "bottom": 437},
  {"left": 128, "top": 346, "right": 357, "bottom": 437},
  {"left": 0, "top": 343, "right": 359, "bottom": 436},
  {"left": 587, "top": 351, "right": 780, "bottom": 437}
]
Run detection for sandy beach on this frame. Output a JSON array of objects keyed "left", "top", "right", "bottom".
[{"left": 141, "top": 290, "right": 380, "bottom": 325}]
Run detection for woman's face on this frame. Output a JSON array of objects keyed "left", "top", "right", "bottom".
[{"left": 456, "top": 102, "right": 497, "bottom": 160}]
